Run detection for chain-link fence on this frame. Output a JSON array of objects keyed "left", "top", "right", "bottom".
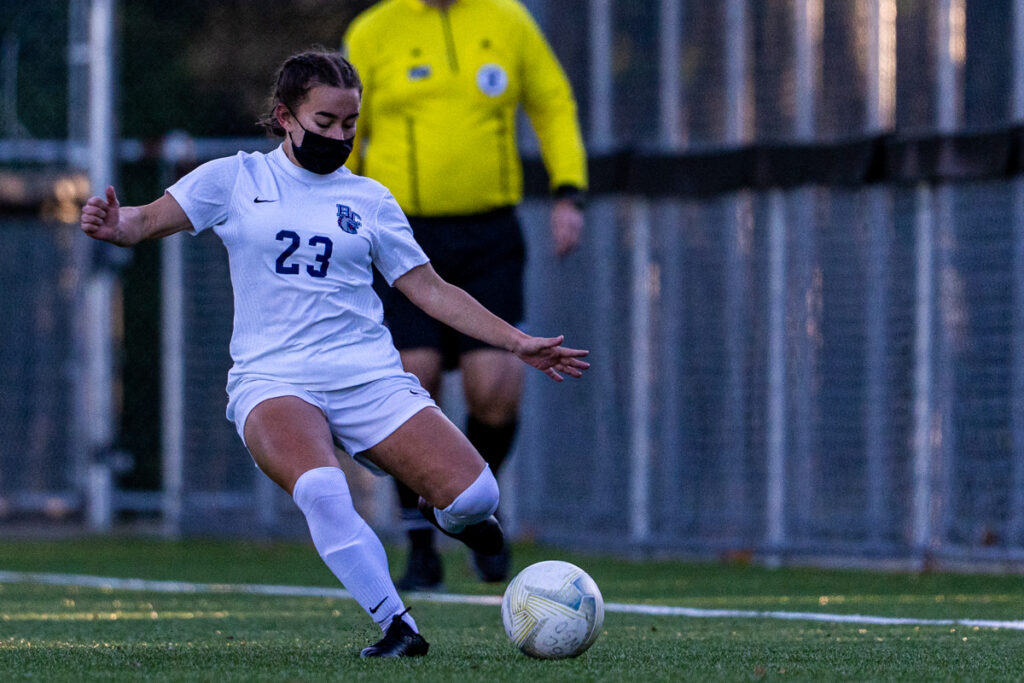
[
  {"left": 516, "top": 180, "right": 1024, "bottom": 566},
  {"left": 3, "top": 1, "right": 1024, "bottom": 568}
]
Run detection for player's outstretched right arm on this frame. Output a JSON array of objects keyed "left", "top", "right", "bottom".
[{"left": 80, "top": 186, "right": 193, "bottom": 247}]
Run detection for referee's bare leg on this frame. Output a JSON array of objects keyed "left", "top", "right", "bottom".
[
  {"left": 460, "top": 347, "right": 522, "bottom": 581},
  {"left": 391, "top": 348, "right": 447, "bottom": 590}
]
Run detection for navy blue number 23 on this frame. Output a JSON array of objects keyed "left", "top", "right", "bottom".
[{"left": 275, "top": 230, "right": 333, "bottom": 278}]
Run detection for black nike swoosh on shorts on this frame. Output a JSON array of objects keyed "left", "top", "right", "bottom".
[
  {"left": 369, "top": 596, "right": 388, "bottom": 614},
  {"left": 253, "top": 197, "right": 277, "bottom": 203}
]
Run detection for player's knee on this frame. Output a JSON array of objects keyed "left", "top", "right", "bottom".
[
  {"left": 293, "top": 467, "right": 363, "bottom": 556},
  {"left": 293, "top": 466, "right": 350, "bottom": 512},
  {"left": 442, "top": 465, "right": 499, "bottom": 526}
]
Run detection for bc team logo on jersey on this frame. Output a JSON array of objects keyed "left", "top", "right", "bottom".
[
  {"left": 476, "top": 63, "right": 508, "bottom": 97},
  {"left": 337, "top": 204, "right": 361, "bottom": 234}
]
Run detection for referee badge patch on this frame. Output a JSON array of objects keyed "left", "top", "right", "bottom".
[
  {"left": 337, "top": 204, "right": 361, "bottom": 234},
  {"left": 476, "top": 63, "right": 508, "bottom": 97},
  {"left": 408, "top": 65, "right": 432, "bottom": 81}
]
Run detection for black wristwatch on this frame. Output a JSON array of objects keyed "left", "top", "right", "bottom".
[{"left": 554, "top": 185, "right": 586, "bottom": 211}]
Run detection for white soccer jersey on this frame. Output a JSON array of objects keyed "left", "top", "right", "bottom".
[{"left": 167, "top": 145, "right": 429, "bottom": 390}]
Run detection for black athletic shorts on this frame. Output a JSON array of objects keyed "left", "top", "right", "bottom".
[{"left": 376, "top": 206, "right": 526, "bottom": 369}]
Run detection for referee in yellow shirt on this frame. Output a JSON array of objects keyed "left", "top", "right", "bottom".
[{"left": 344, "top": 0, "right": 587, "bottom": 589}]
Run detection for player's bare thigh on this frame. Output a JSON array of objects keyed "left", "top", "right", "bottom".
[
  {"left": 460, "top": 348, "right": 523, "bottom": 424},
  {"left": 362, "top": 406, "right": 485, "bottom": 508},
  {"left": 243, "top": 395, "right": 341, "bottom": 495}
]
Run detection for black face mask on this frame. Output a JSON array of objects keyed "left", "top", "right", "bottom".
[{"left": 288, "top": 112, "right": 353, "bottom": 174}]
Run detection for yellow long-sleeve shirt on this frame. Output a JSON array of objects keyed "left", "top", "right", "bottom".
[{"left": 343, "top": 0, "right": 587, "bottom": 217}]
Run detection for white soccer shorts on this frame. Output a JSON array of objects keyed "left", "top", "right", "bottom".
[{"left": 226, "top": 372, "right": 437, "bottom": 473}]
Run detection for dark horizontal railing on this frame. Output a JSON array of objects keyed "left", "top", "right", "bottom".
[
  {"left": 523, "top": 125, "right": 1024, "bottom": 198},
  {"left": 3, "top": 125, "right": 1024, "bottom": 210}
]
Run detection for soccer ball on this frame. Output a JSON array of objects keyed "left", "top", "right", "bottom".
[{"left": 501, "top": 560, "right": 604, "bottom": 659}]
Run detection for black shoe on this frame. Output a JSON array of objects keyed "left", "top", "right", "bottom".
[
  {"left": 395, "top": 546, "right": 445, "bottom": 592},
  {"left": 417, "top": 497, "right": 504, "bottom": 556},
  {"left": 473, "top": 544, "right": 510, "bottom": 583},
  {"left": 360, "top": 614, "right": 429, "bottom": 658}
]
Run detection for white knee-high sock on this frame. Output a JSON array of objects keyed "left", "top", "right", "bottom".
[
  {"left": 292, "top": 467, "right": 416, "bottom": 633},
  {"left": 434, "top": 465, "right": 500, "bottom": 533}
]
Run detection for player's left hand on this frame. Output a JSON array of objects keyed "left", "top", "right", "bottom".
[
  {"left": 514, "top": 334, "right": 590, "bottom": 382},
  {"left": 551, "top": 200, "right": 583, "bottom": 258}
]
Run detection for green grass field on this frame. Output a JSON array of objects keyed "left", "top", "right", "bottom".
[{"left": 0, "top": 538, "right": 1022, "bottom": 681}]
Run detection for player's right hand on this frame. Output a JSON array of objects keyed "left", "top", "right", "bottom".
[
  {"left": 514, "top": 334, "right": 590, "bottom": 382},
  {"left": 81, "top": 185, "right": 129, "bottom": 245}
]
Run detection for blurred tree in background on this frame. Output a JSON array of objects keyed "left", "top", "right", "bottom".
[
  {"left": 0, "top": 2, "right": 69, "bottom": 138},
  {"left": 2, "top": 0, "right": 375, "bottom": 140},
  {"left": 121, "top": 0, "right": 375, "bottom": 137}
]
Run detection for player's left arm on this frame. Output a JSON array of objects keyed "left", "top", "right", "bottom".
[
  {"left": 517, "top": 8, "right": 588, "bottom": 257},
  {"left": 393, "top": 263, "right": 589, "bottom": 381}
]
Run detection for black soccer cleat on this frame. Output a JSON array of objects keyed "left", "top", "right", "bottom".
[
  {"left": 417, "top": 497, "right": 505, "bottom": 556},
  {"left": 395, "top": 546, "right": 445, "bottom": 592},
  {"left": 472, "top": 544, "right": 510, "bottom": 583},
  {"left": 360, "top": 613, "right": 429, "bottom": 658}
]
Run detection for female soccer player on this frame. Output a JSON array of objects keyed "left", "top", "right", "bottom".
[{"left": 79, "top": 50, "right": 589, "bottom": 659}]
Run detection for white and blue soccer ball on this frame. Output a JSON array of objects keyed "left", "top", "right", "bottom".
[{"left": 501, "top": 560, "right": 604, "bottom": 659}]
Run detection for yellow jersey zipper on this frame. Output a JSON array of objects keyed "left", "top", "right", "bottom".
[
  {"left": 440, "top": 9, "right": 459, "bottom": 73},
  {"left": 495, "top": 111, "right": 510, "bottom": 198}
]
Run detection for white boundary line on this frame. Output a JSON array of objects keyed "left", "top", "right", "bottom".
[{"left": 1, "top": 571, "right": 1022, "bottom": 631}]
